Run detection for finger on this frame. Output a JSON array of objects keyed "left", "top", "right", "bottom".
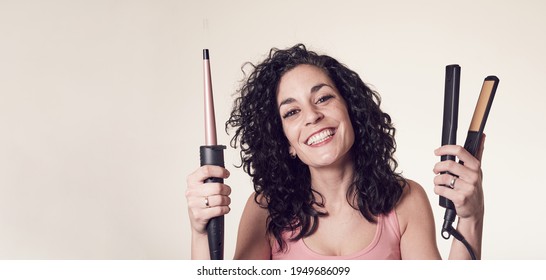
[
  {"left": 433, "top": 183, "right": 455, "bottom": 198},
  {"left": 203, "top": 206, "right": 231, "bottom": 218},
  {"left": 432, "top": 160, "right": 465, "bottom": 175},
  {"left": 185, "top": 183, "right": 232, "bottom": 200},
  {"left": 433, "top": 173, "right": 457, "bottom": 188},
  {"left": 190, "top": 206, "right": 231, "bottom": 225},
  {"left": 435, "top": 172, "right": 476, "bottom": 194},
  {"left": 433, "top": 161, "right": 480, "bottom": 185},
  {"left": 187, "top": 165, "right": 230, "bottom": 184},
  {"left": 205, "top": 194, "right": 232, "bottom": 208},
  {"left": 433, "top": 184, "right": 467, "bottom": 206},
  {"left": 434, "top": 145, "right": 480, "bottom": 170},
  {"left": 202, "top": 183, "right": 232, "bottom": 196},
  {"left": 187, "top": 194, "right": 231, "bottom": 209}
]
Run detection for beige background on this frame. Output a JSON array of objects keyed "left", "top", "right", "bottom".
[{"left": 1, "top": 0, "right": 545, "bottom": 259}]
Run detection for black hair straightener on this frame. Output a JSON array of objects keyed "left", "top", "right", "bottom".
[{"left": 440, "top": 64, "right": 499, "bottom": 259}]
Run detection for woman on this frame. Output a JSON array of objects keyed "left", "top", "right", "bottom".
[{"left": 186, "top": 44, "right": 484, "bottom": 259}]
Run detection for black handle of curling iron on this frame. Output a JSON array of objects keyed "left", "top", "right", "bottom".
[{"left": 200, "top": 145, "right": 226, "bottom": 260}]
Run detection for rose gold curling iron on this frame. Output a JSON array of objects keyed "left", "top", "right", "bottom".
[{"left": 200, "top": 49, "right": 226, "bottom": 260}]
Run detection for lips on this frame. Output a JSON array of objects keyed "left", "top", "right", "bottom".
[{"left": 306, "top": 128, "right": 336, "bottom": 146}]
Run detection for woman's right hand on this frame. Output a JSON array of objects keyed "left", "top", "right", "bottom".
[{"left": 185, "top": 165, "right": 232, "bottom": 235}]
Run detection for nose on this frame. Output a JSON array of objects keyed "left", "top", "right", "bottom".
[{"left": 305, "top": 108, "right": 324, "bottom": 126}]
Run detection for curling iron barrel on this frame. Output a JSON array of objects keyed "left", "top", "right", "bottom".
[{"left": 201, "top": 49, "right": 226, "bottom": 260}]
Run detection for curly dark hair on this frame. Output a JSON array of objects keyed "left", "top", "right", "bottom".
[{"left": 225, "top": 44, "right": 406, "bottom": 252}]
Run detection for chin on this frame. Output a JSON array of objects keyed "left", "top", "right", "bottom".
[{"left": 307, "top": 152, "right": 351, "bottom": 168}]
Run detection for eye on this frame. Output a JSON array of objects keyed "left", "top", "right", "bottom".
[
  {"left": 282, "top": 109, "right": 300, "bottom": 119},
  {"left": 316, "top": 94, "right": 334, "bottom": 104}
]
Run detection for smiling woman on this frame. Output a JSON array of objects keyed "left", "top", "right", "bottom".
[
  {"left": 185, "top": 44, "right": 485, "bottom": 260},
  {"left": 277, "top": 65, "right": 355, "bottom": 169}
]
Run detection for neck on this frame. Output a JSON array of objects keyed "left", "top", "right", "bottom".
[{"left": 308, "top": 158, "right": 355, "bottom": 209}]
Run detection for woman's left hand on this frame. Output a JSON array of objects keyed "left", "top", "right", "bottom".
[{"left": 432, "top": 135, "right": 486, "bottom": 220}]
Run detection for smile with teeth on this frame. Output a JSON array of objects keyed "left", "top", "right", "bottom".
[{"left": 306, "top": 129, "right": 336, "bottom": 146}]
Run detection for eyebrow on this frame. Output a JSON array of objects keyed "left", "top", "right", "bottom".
[{"left": 278, "top": 83, "right": 332, "bottom": 109}]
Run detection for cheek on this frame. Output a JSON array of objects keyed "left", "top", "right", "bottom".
[
  {"left": 281, "top": 121, "right": 299, "bottom": 145},
  {"left": 346, "top": 126, "right": 355, "bottom": 147},
  {"left": 341, "top": 112, "right": 355, "bottom": 143}
]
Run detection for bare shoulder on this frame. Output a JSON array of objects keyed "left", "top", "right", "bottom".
[
  {"left": 241, "top": 192, "right": 270, "bottom": 222},
  {"left": 396, "top": 179, "right": 441, "bottom": 259},
  {"left": 398, "top": 179, "right": 430, "bottom": 207},
  {"left": 233, "top": 192, "right": 271, "bottom": 259},
  {"left": 395, "top": 179, "right": 434, "bottom": 234},
  {"left": 241, "top": 192, "right": 267, "bottom": 211}
]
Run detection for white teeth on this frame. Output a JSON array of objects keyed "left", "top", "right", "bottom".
[{"left": 307, "top": 129, "right": 334, "bottom": 145}]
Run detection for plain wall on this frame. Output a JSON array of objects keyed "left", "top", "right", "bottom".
[{"left": 1, "top": 0, "right": 545, "bottom": 259}]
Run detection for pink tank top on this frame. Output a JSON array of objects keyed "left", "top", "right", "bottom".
[{"left": 271, "top": 210, "right": 401, "bottom": 260}]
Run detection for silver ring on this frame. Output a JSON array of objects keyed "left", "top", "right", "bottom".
[
  {"left": 449, "top": 176, "right": 458, "bottom": 189},
  {"left": 205, "top": 196, "right": 210, "bottom": 208}
]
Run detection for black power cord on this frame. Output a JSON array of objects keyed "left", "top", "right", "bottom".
[{"left": 441, "top": 208, "right": 477, "bottom": 260}]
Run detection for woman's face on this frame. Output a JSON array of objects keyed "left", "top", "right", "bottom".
[{"left": 276, "top": 64, "right": 355, "bottom": 168}]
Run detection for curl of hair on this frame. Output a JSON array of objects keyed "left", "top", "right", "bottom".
[{"left": 225, "top": 44, "right": 406, "bottom": 252}]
